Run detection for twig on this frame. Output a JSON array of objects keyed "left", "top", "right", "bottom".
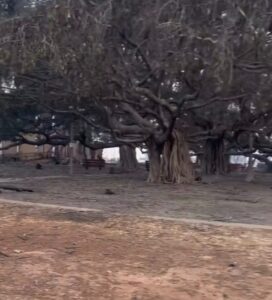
[
  {"left": 0, "top": 251, "right": 9, "bottom": 257},
  {"left": 0, "top": 186, "right": 34, "bottom": 193}
]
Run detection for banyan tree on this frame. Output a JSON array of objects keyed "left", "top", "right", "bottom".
[{"left": 1, "top": 0, "right": 272, "bottom": 182}]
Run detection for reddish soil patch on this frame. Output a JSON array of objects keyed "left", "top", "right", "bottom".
[{"left": 0, "top": 204, "right": 271, "bottom": 300}]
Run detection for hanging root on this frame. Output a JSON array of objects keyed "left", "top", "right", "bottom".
[
  {"left": 202, "top": 138, "right": 227, "bottom": 175},
  {"left": 161, "top": 130, "right": 194, "bottom": 184}
]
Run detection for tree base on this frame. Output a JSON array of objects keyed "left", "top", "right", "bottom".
[
  {"left": 201, "top": 138, "right": 227, "bottom": 176},
  {"left": 119, "top": 145, "right": 138, "bottom": 172},
  {"left": 147, "top": 130, "right": 194, "bottom": 184}
]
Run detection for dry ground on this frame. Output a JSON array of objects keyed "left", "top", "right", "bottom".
[
  {"left": 0, "top": 161, "right": 271, "bottom": 225},
  {"left": 0, "top": 204, "right": 271, "bottom": 300},
  {"left": 0, "top": 161, "right": 271, "bottom": 299}
]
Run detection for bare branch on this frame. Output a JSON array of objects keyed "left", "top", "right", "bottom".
[
  {"left": 187, "top": 94, "right": 246, "bottom": 111},
  {"left": 133, "top": 87, "right": 175, "bottom": 113}
]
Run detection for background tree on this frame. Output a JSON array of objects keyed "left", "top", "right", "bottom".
[{"left": 1, "top": 0, "right": 272, "bottom": 182}]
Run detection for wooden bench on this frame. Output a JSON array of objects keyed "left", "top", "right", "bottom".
[
  {"left": 228, "top": 163, "right": 245, "bottom": 173},
  {"left": 82, "top": 159, "right": 105, "bottom": 170},
  {"left": 145, "top": 161, "right": 150, "bottom": 171}
]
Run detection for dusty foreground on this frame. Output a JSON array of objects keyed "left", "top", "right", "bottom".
[{"left": 0, "top": 204, "right": 271, "bottom": 300}]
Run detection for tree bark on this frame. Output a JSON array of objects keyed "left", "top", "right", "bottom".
[
  {"left": 245, "top": 156, "right": 255, "bottom": 182},
  {"left": 147, "top": 141, "right": 162, "bottom": 183},
  {"left": 147, "top": 130, "right": 194, "bottom": 184},
  {"left": 245, "top": 133, "right": 255, "bottom": 182},
  {"left": 266, "top": 162, "right": 272, "bottom": 172},
  {"left": 201, "top": 138, "right": 227, "bottom": 176},
  {"left": 161, "top": 130, "right": 194, "bottom": 183},
  {"left": 119, "top": 145, "right": 138, "bottom": 172}
]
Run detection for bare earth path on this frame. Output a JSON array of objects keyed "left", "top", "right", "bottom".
[{"left": 0, "top": 203, "right": 271, "bottom": 300}]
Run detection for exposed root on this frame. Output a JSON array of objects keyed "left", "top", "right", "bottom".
[{"left": 161, "top": 130, "right": 194, "bottom": 184}]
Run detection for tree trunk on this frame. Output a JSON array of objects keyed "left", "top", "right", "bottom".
[
  {"left": 83, "top": 146, "right": 88, "bottom": 161},
  {"left": 119, "top": 145, "right": 138, "bottom": 172},
  {"left": 245, "top": 156, "right": 255, "bottom": 182},
  {"left": 201, "top": 138, "right": 227, "bottom": 176},
  {"left": 147, "top": 130, "right": 194, "bottom": 184},
  {"left": 266, "top": 161, "right": 272, "bottom": 172},
  {"left": 147, "top": 141, "right": 161, "bottom": 183},
  {"left": 161, "top": 130, "right": 194, "bottom": 183},
  {"left": 54, "top": 146, "right": 60, "bottom": 163},
  {"left": 245, "top": 133, "right": 255, "bottom": 182},
  {"left": 74, "top": 142, "right": 84, "bottom": 163},
  {"left": 90, "top": 150, "right": 96, "bottom": 159}
]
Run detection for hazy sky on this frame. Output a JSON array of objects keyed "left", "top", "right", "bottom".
[{"left": 103, "top": 147, "right": 148, "bottom": 162}]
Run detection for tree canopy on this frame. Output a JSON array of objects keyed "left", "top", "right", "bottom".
[{"left": 0, "top": 0, "right": 272, "bottom": 182}]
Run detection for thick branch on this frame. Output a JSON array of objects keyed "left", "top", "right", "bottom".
[{"left": 133, "top": 87, "right": 174, "bottom": 113}]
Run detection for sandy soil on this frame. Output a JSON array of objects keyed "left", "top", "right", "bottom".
[
  {"left": 0, "top": 161, "right": 271, "bottom": 225},
  {"left": 0, "top": 204, "right": 271, "bottom": 300}
]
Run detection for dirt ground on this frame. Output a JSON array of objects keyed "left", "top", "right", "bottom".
[
  {"left": 0, "top": 204, "right": 271, "bottom": 300},
  {"left": 0, "top": 161, "right": 271, "bottom": 299},
  {"left": 0, "top": 161, "right": 271, "bottom": 225}
]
